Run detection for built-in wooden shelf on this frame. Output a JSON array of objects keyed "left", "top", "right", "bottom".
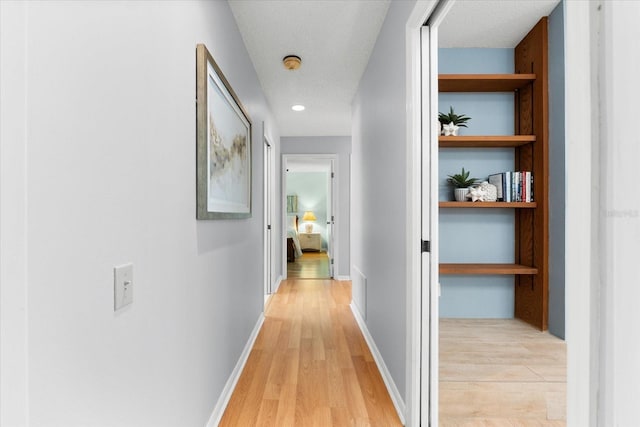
[
  {"left": 439, "top": 201, "right": 537, "bottom": 208},
  {"left": 439, "top": 74, "right": 536, "bottom": 92},
  {"left": 440, "top": 263, "right": 539, "bottom": 275},
  {"left": 439, "top": 135, "right": 536, "bottom": 148}
]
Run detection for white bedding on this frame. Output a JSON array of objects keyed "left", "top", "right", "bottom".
[{"left": 286, "top": 215, "right": 303, "bottom": 258}]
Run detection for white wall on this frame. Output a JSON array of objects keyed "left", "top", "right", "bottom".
[
  {"left": 0, "top": 1, "right": 280, "bottom": 426},
  {"left": 281, "top": 136, "right": 351, "bottom": 277},
  {"left": 351, "top": 0, "right": 417, "bottom": 404},
  {"left": 596, "top": 1, "right": 640, "bottom": 424}
]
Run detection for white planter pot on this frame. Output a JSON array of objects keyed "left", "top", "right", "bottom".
[{"left": 454, "top": 187, "right": 470, "bottom": 202}]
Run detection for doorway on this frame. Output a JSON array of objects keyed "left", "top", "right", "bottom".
[
  {"left": 407, "top": 0, "right": 580, "bottom": 425},
  {"left": 263, "top": 130, "right": 275, "bottom": 305},
  {"left": 282, "top": 154, "right": 337, "bottom": 280}
]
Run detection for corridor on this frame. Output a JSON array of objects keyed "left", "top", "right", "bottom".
[{"left": 219, "top": 280, "right": 402, "bottom": 426}]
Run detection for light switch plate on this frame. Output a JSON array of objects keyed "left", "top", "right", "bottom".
[{"left": 114, "top": 263, "right": 133, "bottom": 311}]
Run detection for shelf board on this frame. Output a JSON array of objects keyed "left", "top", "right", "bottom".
[
  {"left": 439, "top": 74, "right": 536, "bottom": 92},
  {"left": 439, "top": 201, "right": 537, "bottom": 208},
  {"left": 440, "top": 263, "right": 538, "bottom": 275},
  {"left": 439, "top": 135, "right": 536, "bottom": 148}
]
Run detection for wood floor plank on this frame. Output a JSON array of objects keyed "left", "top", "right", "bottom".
[
  {"left": 440, "top": 318, "right": 566, "bottom": 425},
  {"left": 221, "top": 279, "right": 401, "bottom": 426}
]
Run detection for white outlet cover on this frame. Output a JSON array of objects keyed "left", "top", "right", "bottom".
[{"left": 114, "top": 263, "right": 133, "bottom": 311}]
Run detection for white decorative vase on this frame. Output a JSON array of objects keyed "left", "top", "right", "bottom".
[{"left": 454, "top": 188, "right": 469, "bottom": 202}]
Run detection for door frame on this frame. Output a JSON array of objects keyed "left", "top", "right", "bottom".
[
  {"left": 263, "top": 124, "right": 274, "bottom": 305},
  {"left": 405, "top": 0, "right": 596, "bottom": 425},
  {"left": 281, "top": 154, "right": 339, "bottom": 280}
]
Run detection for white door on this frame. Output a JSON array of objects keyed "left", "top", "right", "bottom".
[
  {"left": 327, "top": 160, "right": 336, "bottom": 278},
  {"left": 263, "top": 135, "right": 273, "bottom": 300},
  {"left": 421, "top": 23, "right": 440, "bottom": 426}
]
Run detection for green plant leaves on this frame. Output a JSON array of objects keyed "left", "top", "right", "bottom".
[
  {"left": 446, "top": 167, "right": 479, "bottom": 188},
  {"left": 438, "top": 106, "right": 471, "bottom": 128}
]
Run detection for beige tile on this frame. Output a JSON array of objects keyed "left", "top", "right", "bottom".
[
  {"left": 440, "top": 363, "right": 542, "bottom": 382},
  {"left": 440, "top": 319, "right": 566, "bottom": 425}
]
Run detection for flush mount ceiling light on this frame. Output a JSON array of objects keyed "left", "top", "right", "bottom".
[
  {"left": 291, "top": 105, "right": 305, "bottom": 112},
  {"left": 283, "top": 55, "right": 302, "bottom": 70}
]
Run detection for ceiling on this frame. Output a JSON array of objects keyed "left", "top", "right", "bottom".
[
  {"left": 439, "top": 0, "right": 560, "bottom": 48},
  {"left": 229, "top": 0, "right": 390, "bottom": 137},
  {"left": 230, "top": 0, "right": 560, "bottom": 138}
]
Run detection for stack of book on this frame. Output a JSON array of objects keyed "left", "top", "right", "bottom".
[{"left": 488, "top": 171, "right": 534, "bottom": 202}]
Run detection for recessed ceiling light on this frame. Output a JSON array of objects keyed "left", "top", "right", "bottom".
[{"left": 292, "top": 105, "right": 305, "bottom": 111}]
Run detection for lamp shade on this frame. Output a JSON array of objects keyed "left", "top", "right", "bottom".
[{"left": 302, "top": 211, "right": 316, "bottom": 221}]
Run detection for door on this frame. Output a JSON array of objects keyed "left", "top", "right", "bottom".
[
  {"left": 263, "top": 134, "right": 273, "bottom": 300},
  {"left": 420, "top": 3, "right": 454, "bottom": 423},
  {"left": 420, "top": 24, "right": 440, "bottom": 426},
  {"left": 327, "top": 160, "right": 336, "bottom": 278}
]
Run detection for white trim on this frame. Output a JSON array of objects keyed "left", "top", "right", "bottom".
[
  {"left": 281, "top": 154, "right": 340, "bottom": 279},
  {"left": 565, "top": 2, "right": 598, "bottom": 425},
  {"left": 335, "top": 275, "right": 351, "bottom": 281},
  {"left": 263, "top": 276, "right": 283, "bottom": 312},
  {"left": 206, "top": 314, "right": 265, "bottom": 427},
  {"left": 272, "top": 274, "right": 283, "bottom": 294},
  {"left": 405, "top": 1, "right": 438, "bottom": 426},
  {"left": 350, "top": 302, "right": 406, "bottom": 425}
]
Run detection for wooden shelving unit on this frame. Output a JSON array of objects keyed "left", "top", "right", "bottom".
[
  {"left": 438, "top": 19, "right": 549, "bottom": 330},
  {"left": 440, "top": 263, "right": 538, "bottom": 275},
  {"left": 439, "top": 201, "right": 537, "bottom": 208},
  {"left": 439, "top": 74, "right": 536, "bottom": 92},
  {"left": 439, "top": 135, "right": 536, "bottom": 148}
]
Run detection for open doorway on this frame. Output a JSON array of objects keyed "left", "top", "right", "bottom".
[
  {"left": 283, "top": 155, "right": 336, "bottom": 280},
  {"left": 432, "top": 2, "right": 566, "bottom": 425}
]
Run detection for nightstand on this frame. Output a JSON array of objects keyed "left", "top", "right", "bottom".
[{"left": 298, "top": 232, "right": 321, "bottom": 252}]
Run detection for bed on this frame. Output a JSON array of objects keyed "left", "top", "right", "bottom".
[{"left": 286, "top": 215, "right": 303, "bottom": 262}]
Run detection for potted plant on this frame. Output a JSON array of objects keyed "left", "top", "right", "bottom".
[
  {"left": 447, "top": 167, "right": 479, "bottom": 201},
  {"left": 438, "top": 106, "right": 471, "bottom": 136}
]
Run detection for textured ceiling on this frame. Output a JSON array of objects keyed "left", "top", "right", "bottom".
[
  {"left": 230, "top": 0, "right": 560, "bottom": 138},
  {"left": 439, "top": 0, "right": 560, "bottom": 48},
  {"left": 229, "top": 0, "right": 390, "bottom": 137}
]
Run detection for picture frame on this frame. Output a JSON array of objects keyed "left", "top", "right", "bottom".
[{"left": 196, "top": 43, "right": 252, "bottom": 219}]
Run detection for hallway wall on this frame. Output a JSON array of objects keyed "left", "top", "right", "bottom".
[
  {"left": 0, "top": 1, "right": 280, "bottom": 425},
  {"left": 351, "top": 0, "right": 417, "bottom": 407}
]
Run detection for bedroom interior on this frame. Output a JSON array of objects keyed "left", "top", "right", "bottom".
[{"left": 285, "top": 159, "right": 333, "bottom": 280}]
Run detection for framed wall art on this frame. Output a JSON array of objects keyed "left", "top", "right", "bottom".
[{"left": 196, "top": 43, "right": 252, "bottom": 219}]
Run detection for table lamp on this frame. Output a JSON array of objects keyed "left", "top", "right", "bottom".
[{"left": 302, "top": 211, "right": 316, "bottom": 233}]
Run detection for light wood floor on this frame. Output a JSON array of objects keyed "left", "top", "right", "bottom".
[
  {"left": 439, "top": 318, "right": 566, "bottom": 426},
  {"left": 287, "top": 251, "right": 330, "bottom": 279},
  {"left": 219, "top": 279, "right": 401, "bottom": 426}
]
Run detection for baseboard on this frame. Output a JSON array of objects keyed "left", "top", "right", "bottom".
[
  {"left": 335, "top": 275, "right": 351, "bottom": 281},
  {"left": 206, "top": 314, "right": 265, "bottom": 427},
  {"left": 273, "top": 274, "right": 283, "bottom": 293},
  {"left": 350, "top": 303, "right": 406, "bottom": 425}
]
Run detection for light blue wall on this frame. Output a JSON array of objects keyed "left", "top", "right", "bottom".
[
  {"left": 286, "top": 172, "right": 329, "bottom": 249},
  {"left": 548, "top": 2, "right": 566, "bottom": 339},
  {"left": 439, "top": 48, "right": 516, "bottom": 318}
]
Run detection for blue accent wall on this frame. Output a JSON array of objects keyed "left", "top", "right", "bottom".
[
  {"left": 439, "top": 48, "right": 516, "bottom": 318},
  {"left": 548, "top": 2, "right": 566, "bottom": 339}
]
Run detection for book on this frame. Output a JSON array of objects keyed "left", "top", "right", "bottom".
[
  {"left": 488, "top": 173, "right": 504, "bottom": 201},
  {"left": 488, "top": 171, "right": 533, "bottom": 202}
]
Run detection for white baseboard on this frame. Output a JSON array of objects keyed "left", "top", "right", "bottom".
[
  {"left": 206, "top": 314, "right": 265, "bottom": 427},
  {"left": 273, "top": 274, "right": 283, "bottom": 293},
  {"left": 349, "top": 303, "right": 406, "bottom": 425},
  {"left": 335, "top": 275, "right": 351, "bottom": 281}
]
